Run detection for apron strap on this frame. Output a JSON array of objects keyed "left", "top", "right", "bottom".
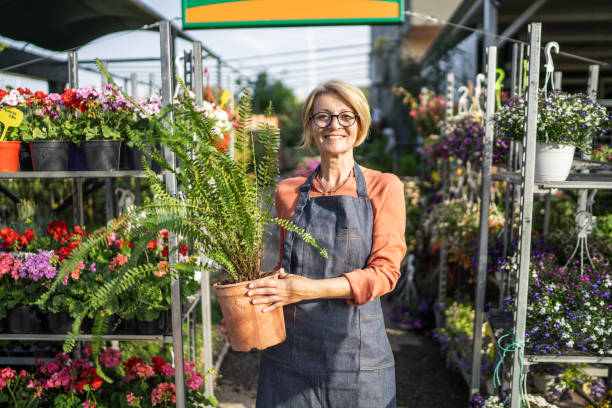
[
  {"left": 294, "top": 166, "right": 319, "bottom": 214},
  {"left": 353, "top": 162, "right": 369, "bottom": 199}
]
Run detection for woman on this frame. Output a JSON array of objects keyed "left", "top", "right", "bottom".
[{"left": 247, "top": 80, "right": 406, "bottom": 407}]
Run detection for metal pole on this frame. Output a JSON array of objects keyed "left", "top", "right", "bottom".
[
  {"left": 100, "top": 62, "right": 115, "bottom": 223},
  {"left": 578, "top": 65, "right": 599, "bottom": 212},
  {"left": 543, "top": 72, "right": 562, "bottom": 239},
  {"left": 160, "top": 20, "right": 186, "bottom": 408},
  {"left": 148, "top": 73, "right": 155, "bottom": 96},
  {"left": 217, "top": 59, "right": 222, "bottom": 90},
  {"left": 131, "top": 73, "right": 138, "bottom": 99},
  {"left": 194, "top": 40, "right": 215, "bottom": 399},
  {"left": 470, "top": 45, "right": 497, "bottom": 396},
  {"left": 509, "top": 22, "right": 541, "bottom": 408},
  {"left": 483, "top": 0, "right": 498, "bottom": 73},
  {"left": 68, "top": 51, "right": 84, "bottom": 226}
]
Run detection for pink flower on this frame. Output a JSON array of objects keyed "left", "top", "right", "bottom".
[
  {"left": 133, "top": 362, "right": 154, "bottom": 378},
  {"left": 83, "top": 345, "right": 92, "bottom": 356},
  {"left": 98, "top": 348, "right": 121, "bottom": 368},
  {"left": 186, "top": 371, "right": 204, "bottom": 391},
  {"left": 82, "top": 400, "right": 96, "bottom": 408},
  {"left": 161, "top": 363, "right": 174, "bottom": 377},
  {"left": 151, "top": 382, "right": 176, "bottom": 406},
  {"left": 109, "top": 254, "right": 129, "bottom": 272},
  {"left": 126, "top": 392, "right": 142, "bottom": 407}
]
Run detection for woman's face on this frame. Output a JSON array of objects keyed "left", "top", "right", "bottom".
[{"left": 312, "top": 92, "right": 359, "bottom": 158}]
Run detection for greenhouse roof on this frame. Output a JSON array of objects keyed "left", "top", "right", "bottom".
[{"left": 0, "top": 0, "right": 192, "bottom": 51}]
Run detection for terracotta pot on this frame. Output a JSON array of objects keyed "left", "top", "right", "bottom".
[{"left": 214, "top": 273, "right": 286, "bottom": 352}]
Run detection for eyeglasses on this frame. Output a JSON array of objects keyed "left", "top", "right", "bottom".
[{"left": 310, "top": 111, "right": 358, "bottom": 128}]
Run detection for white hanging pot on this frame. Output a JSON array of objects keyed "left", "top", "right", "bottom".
[{"left": 535, "top": 142, "right": 575, "bottom": 182}]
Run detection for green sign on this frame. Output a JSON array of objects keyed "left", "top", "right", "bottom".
[{"left": 182, "top": 0, "right": 405, "bottom": 29}]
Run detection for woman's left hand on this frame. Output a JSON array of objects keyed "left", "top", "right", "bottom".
[{"left": 247, "top": 268, "right": 314, "bottom": 313}]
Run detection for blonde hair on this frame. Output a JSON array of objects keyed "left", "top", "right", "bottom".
[{"left": 300, "top": 80, "right": 371, "bottom": 149}]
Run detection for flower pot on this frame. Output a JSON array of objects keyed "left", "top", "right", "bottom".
[
  {"left": 45, "top": 312, "right": 73, "bottom": 334},
  {"left": 121, "top": 311, "right": 172, "bottom": 335},
  {"left": 119, "top": 144, "right": 151, "bottom": 171},
  {"left": 214, "top": 273, "right": 286, "bottom": 352},
  {"left": 7, "top": 306, "right": 43, "bottom": 334},
  {"left": 68, "top": 143, "right": 87, "bottom": 171},
  {"left": 30, "top": 141, "right": 70, "bottom": 171},
  {"left": 18, "top": 142, "right": 33, "bottom": 171},
  {"left": 82, "top": 140, "right": 121, "bottom": 171},
  {"left": 535, "top": 142, "right": 575, "bottom": 182},
  {"left": 0, "top": 141, "right": 21, "bottom": 172}
]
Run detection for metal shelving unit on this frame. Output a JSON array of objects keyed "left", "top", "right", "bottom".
[
  {"left": 469, "top": 22, "right": 612, "bottom": 408},
  {"left": 0, "top": 22, "right": 216, "bottom": 407}
]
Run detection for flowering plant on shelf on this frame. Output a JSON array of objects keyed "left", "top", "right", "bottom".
[
  {"left": 441, "top": 114, "right": 510, "bottom": 167},
  {"left": 0, "top": 349, "right": 217, "bottom": 407},
  {"left": 433, "top": 301, "right": 495, "bottom": 381},
  {"left": 393, "top": 86, "right": 446, "bottom": 138},
  {"left": 593, "top": 145, "right": 612, "bottom": 163},
  {"left": 469, "top": 393, "right": 560, "bottom": 408},
  {"left": 494, "top": 91, "right": 609, "bottom": 152},
  {"left": 501, "top": 252, "right": 612, "bottom": 356}
]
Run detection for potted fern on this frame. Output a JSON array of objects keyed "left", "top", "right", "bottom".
[{"left": 40, "top": 68, "right": 326, "bottom": 355}]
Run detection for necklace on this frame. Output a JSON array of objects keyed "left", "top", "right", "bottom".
[{"left": 315, "top": 166, "right": 354, "bottom": 195}]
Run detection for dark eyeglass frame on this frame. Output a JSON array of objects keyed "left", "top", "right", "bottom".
[{"left": 310, "top": 111, "right": 359, "bottom": 128}]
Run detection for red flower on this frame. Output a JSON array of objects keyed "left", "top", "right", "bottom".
[
  {"left": 24, "top": 229, "right": 34, "bottom": 242},
  {"left": 152, "top": 356, "right": 165, "bottom": 373},
  {"left": 147, "top": 240, "right": 157, "bottom": 249},
  {"left": 76, "top": 367, "right": 102, "bottom": 392},
  {"left": 124, "top": 357, "right": 142, "bottom": 376},
  {"left": 47, "top": 221, "right": 68, "bottom": 240},
  {"left": 161, "top": 247, "right": 169, "bottom": 258},
  {"left": 179, "top": 245, "right": 188, "bottom": 256}
]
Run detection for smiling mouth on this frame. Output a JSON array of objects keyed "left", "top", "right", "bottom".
[{"left": 325, "top": 135, "right": 345, "bottom": 139}]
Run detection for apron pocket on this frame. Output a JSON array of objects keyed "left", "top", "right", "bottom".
[{"left": 359, "top": 312, "right": 394, "bottom": 370}]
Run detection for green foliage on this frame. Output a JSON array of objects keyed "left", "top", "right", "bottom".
[
  {"left": 40, "top": 63, "right": 327, "bottom": 354},
  {"left": 248, "top": 71, "right": 303, "bottom": 147}
]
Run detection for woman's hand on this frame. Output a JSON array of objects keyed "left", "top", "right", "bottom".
[
  {"left": 247, "top": 268, "right": 314, "bottom": 313},
  {"left": 247, "top": 268, "right": 355, "bottom": 312}
]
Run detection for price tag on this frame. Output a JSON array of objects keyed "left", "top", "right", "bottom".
[
  {"left": 219, "top": 90, "right": 231, "bottom": 108},
  {"left": 0, "top": 106, "right": 24, "bottom": 141}
]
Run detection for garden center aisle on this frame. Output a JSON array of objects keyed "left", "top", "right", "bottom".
[{"left": 213, "top": 196, "right": 469, "bottom": 408}]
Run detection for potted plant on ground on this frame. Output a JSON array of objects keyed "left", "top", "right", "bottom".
[
  {"left": 41, "top": 66, "right": 327, "bottom": 354},
  {"left": 495, "top": 91, "right": 609, "bottom": 181}
]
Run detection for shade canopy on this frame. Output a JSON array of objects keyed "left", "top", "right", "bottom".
[{"left": 0, "top": 0, "right": 189, "bottom": 51}]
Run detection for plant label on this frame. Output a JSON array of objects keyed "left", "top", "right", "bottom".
[{"left": 0, "top": 107, "right": 23, "bottom": 141}]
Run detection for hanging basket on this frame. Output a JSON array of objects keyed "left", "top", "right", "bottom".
[
  {"left": 214, "top": 272, "right": 286, "bottom": 352},
  {"left": 535, "top": 142, "right": 575, "bottom": 182},
  {"left": 0, "top": 141, "right": 21, "bottom": 172}
]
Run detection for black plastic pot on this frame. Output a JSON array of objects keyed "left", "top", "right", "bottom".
[
  {"left": 30, "top": 141, "right": 70, "bottom": 171},
  {"left": 121, "top": 311, "right": 171, "bottom": 335},
  {"left": 7, "top": 306, "right": 43, "bottom": 334},
  {"left": 68, "top": 143, "right": 87, "bottom": 171},
  {"left": 82, "top": 140, "right": 121, "bottom": 171},
  {"left": 18, "top": 142, "right": 33, "bottom": 171},
  {"left": 45, "top": 312, "right": 73, "bottom": 334},
  {"left": 120, "top": 144, "right": 148, "bottom": 170}
]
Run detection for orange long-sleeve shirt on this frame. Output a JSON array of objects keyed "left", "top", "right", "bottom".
[{"left": 274, "top": 166, "right": 407, "bottom": 306}]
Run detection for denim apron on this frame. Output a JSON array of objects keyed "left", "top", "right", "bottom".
[{"left": 257, "top": 163, "right": 396, "bottom": 408}]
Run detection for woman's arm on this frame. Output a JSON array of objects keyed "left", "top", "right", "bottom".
[{"left": 247, "top": 269, "right": 354, "bottom": 313}]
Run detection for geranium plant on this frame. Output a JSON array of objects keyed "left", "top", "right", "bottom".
[
  {"left": 0, "top": 349, "right": 217, "bottom": 407},
  {"left": 494, "top": 91, "right": 609, "bottom": 152}
]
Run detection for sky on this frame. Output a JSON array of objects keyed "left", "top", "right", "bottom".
[{"left": 0, "top": 0, "right": 372, "bottom": 100}]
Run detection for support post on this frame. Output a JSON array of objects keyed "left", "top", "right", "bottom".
[
  {"left": 483, "top": 0, "right": 498, "bottom": 58},
  {"left": 160, "top": 20, "right": 186, "bottom": 408},
  {"left": 543, "top": 72, "right": 562, "bottom": 239},
  {"left": 99, "top": 62, "right": 115, "bottom": 223},
  {"left": 470, "top": 45, "right": 497, "bottom": 396},
  {"left": 578, "top": 65, "right": 599, "bottom": 212},
  {"left": 217, "top": 59, "right": 222, "bottom": 90},
  {"left": 509, "top": 22, "right": 541, "bottom": 408},
  {"left": 194, "top": 40, "right": 215, "bottom": 399},
  {"left": 68, "top": 51, "right": 84, "bottom": 226}
]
